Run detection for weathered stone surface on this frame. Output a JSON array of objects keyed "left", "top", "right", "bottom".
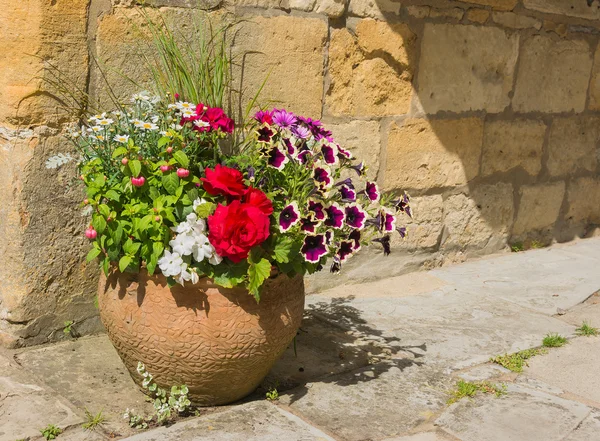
[
  {"left": 457, "top": 0, "right": 516, "bottom": 11},
  {"left": 326, "top": 24, "right": 416, "bottom": 117},
  {"left": 589, "top": 44, "right": 600, "bottom": 111},
  {"left": 124, "top": 401, "right": 336, "bottom": 441},
  {"left": 543, "top": 20, "right": 569, "bottom": 37},
  {"left": 382, "top": 433, "right": 455, "bottom": 441},
  {"left": 406, "top": 5, "right": 430, "bottom": 18},
  {"left": 280, "top": 363, "right": 452, "bottom": 441},
  {"left": 436, "top": 384, "right": 590, "bottom": 441},
  {"left": 314, "top": 0, "right": 348, "bottom": 17},
  {"left": 564, "top": 411, "right": 600, "bottom": 441},
  {"left": 348, "top": 0, "right": 402, "bottom": 19},
  {"left": 417, "top": 24, "right": 519, "bottom": 114},
  {"left": 513, "top": 182, "right": 565, "bottom": 236},
  {"left": 284, "top": 0, "right": 316, "bottom": 11},
  {"left": 513, "top": 36, "right": 593, "bottom": 113},
  {"left": 393, "top": 195, "right": 444, "bottom": 250},
  {"left": 566, "top": 177, "right": 600, "bottom": 225},
  {"left": 481, "top": 119, "right": 546, "bottom": 177},
  {"left": 523, "top": 0, "right": 600, "bottom": 20},
  {"left": 430, "top": 7, "right": 465, "bottom": 20},
  {"left": 383, "top": 118, "right": 484, "bottom": 191},
  {"left": 147, "top": 0, "right": 221, "bottom": 7},
  {"left": 492, "top": 11, "right": 542, "bottom": 29},
  {"left": 466, "top": 8, "right": 490, "bottom": 23},
  {"left": 442, "top": 183, "right": 514, "bottom": 252},
  {"left": 327, "top": 120, "right": 381, "bottom": 180},
  {"left": 547, "top": 117, "right": 600, "bottom": 178}
]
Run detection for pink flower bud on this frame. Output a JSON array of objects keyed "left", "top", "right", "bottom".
[
  {"left": 131, "top": 176, "right": 145, "bottom": 187},
  {"left": 155, "top": 216, "right": 161, "bottom": 222},
  {"left": 121, "top": 158, "right": 129, "bottom": 165},
  {"left": 85, "top": 226, "right": 97, "bottom": 240},
  {"left": 175, "top": 93, "right": 180, "bottom": 100},
  {"left": 166, "top": 147, "right": 173, "bottom": 154},
  {"left": 177, "top": 168, "right": 190, "bottom": 178},
  {"left": 83, "top": 199, "right": 89, "bottom": 205},
  {"left": 160, "top": 165, "right": 171, "bottom": 173}
]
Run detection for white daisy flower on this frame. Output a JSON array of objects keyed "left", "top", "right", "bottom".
[
  {"left": 141, "top": 122, "right": 159, "bottom": 131},
  {"left": 181, "top": 109, "right": 195, "bottom": 118},
  {"left": 114, "top": 134, "right": 129, "bottom": 143},
  {"left": 176, "top": 102, "right": 195, "bottom": 111},
  {"left": 88, "top": 126, "right": 103, "bottom": 133},
  {"left": 98, "top": 118, "right": 114, "bottom": 126},
  {"left": 193, "top": 120, "right": 210, "bottom": 129}
]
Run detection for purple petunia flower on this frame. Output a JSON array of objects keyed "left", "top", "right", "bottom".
[
  {"left": 350, "top": 162, "right": 366, "bottom": 177},
  {"left": 267, "top": 147, "right": 289, "bottom": 170},
  {"left": 272, "top": 109, "right": 297, "bottom": 128},
  {"left": 279, "top": 203, "right": 301, "bottom": 232},
  {"left": 394, "top": 193, "right": 412, "bottom": 217},
  {"left": 301, "top": 217, "right": 320, "bottom": 233},
  {"left": 314, "top": 166, "right": 333, "bottom": 189},
  {"left": 337, "top": 241, "right": 355, "bottom": 263},
  {"left": 396, "top": 226, "right": 407, "bottom": 238},
  {"left": 325, "top": 230, "right": 333, "bottom": 245},
  {"left": 257, "top": 126, "right": 274, "bottom": 143},
  {"left": 348, "top": 229, "right": 361, "bottom": 251},
  {"left": 282, "top": 138, "right": 296, "bottom": 156},
  {"left": 373, "top": 235, "right": 391, "bottom": 256},
  {"left": 337, "top": 145, "right": 353, "bottom": 159},
  {"left": 330, "top": 256, "right": 341, "bottom": 274},
  {"left": 324, "top": 203, "right": 345, "bottom": 229},
  {"left": 320, "top": 143, "right": 338, "bottom": 165},
  {"left": 247, "top": 166, "right": 255, "bottom": 180},
  {"left": 381, "top": 209, "right": 396, "bottom": 232},
  {"left": 301, "top": 234, "right": 328, "bottom": 263},
  {"left": 292, "top": 125, "right": 311, "bottom": 140},
  {"left": 334, "top": 177, "right": 354, "bottom": 188},
  {"left": 345, "top": 204, "right": 367, "bottom": 230},
  {"left": 297, "top": 149, "right": 313, "bottom": 164},
  {"left": 254, "top": 110, "right": 274, "bottom": 125},
  {"left": 308, "top": 200, "right": 326, "bottom": 221},
  {"left": 365, "top": 181, "right": 380, "bottom": 203},
  {"left": 340, "top": 185, "right": 356, "bottom": 202}
]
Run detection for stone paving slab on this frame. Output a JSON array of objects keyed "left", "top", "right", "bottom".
[
  {"left": 382, "top": 433, "right": 457, "bottom": 441},
  {"left": 121, "top": 401, "right": 336, "bottom": 441},
  {"left": 0, "top": 351, "right": 83, "bottom": 441},
  {"left": 435, "top": 384, "right": 591, "bottom": 441},
  {"left": 563, "top": 410, "right": 600, "bottom": 441},
  {"left": 279, "top": 362, "right": 453, "bottom": 441},
  {"left": 524, "top": 336, "right": 600, "bottom": 406},
  {"left": 558, "top": 291, "right": 600, "bottom": 328}
]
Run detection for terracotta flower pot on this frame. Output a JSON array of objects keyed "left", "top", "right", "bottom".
[{"left": 98, "top": 269, "right": 305, "bottom": 406}]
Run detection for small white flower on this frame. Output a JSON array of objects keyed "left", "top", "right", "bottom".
[
  {"left": 170, "top": 234, "right": 196, "bottom": 256},
  {"left": 96, "top": 134, "right": 106, "bottom": 142},
  {"left": 114, "top": 134, "right": 130, "bottom": 143},
  {"left": 171, "top": 221, "right": 193, "bottom": 235},
  {"left": 132, "top": 92, "right": 151, "bottom": 102},
  {"left": 168, "top": 103, "right": 178, "bottom": 110},
  {"left": 193, "top": 120, "right": 210, "bottom": 129},
  {"left": 88, "top": 126, "right": 103, "bottom": 133},
  {"left": 176, "top": 101, "right": 195, "bottom": 111},
  {"left": 98, "top": 118, "right": 114, "bottom": 126},
  {"left": 151, "top": 115, "right": 159, "bottom": 123},
  {"left": 132, "top": 119, "right": 144, "bottom": 128},
  {"left": 113, "top": 110, "right": 124, "bottom": 117},
  {"left": 158, "top": 250, "right": 184, "bottom": 277},
  {"left": 141, "top": 122, "right": 159, "bottom": 131},
  {"left": 208, "top": 253, "right": 223, "bottom": 265},
  {"left": 159, "top": 130, "right": 168, "bottom": 136},
  {"left": 181, "top": 109, "right": 196, "bottom": 118},
  {"left": 191, "top": 233, "right": 215, "bottom": 263},
  {"left": 174, "top": 263, "right": 192, "bottom": 285}
]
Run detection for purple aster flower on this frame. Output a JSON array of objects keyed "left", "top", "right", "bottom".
[
  {"left": 330, "top": 256, "right": 341, "bottom": 274},
  {"left": 373, "top": 235, "right": 391, "bottom": 256},
  {"left": 301, "top": 217, "right": 320, "bottom": 233},
  {"left": 314, "top": 166, "right": 333, "bottom": 189},
  {"left": 337, "top": 241, "right": 355, "bottom": 263},
  {"left": 350, "top": 162, "right": 366, "bottom": 177},
  {"left": 396, "top": 226, "right": 407, "bottom": 238},
  {"left": 254, "top": 110, "right": 274, "bottom": 125},
  {"left": 301, "top": 234, "right": 328, "bottom": 263},
  {"left": 279, "top": 202, "right": 301, "bottom": 232},
  {"left": 257, "top": 126, "right": 274, "bottom": 143},
  {"left": 348, "top": 229, "right": 361, "bottom": 251},
  {"left": 365, "top": 181, "right": 380, "bottom": 203},
  {"left": 337, "top": 145, "right": 353, "bottom": 159},
  {"left": 267, "top": 147, "right": 288, "bottom": 170},
  {"left": 324, "top": 203, "right": 345, "bottom": 229},
  {"left": 345, "top": 204, "right": 367, "bottom": 230},
  {"left": 308, "top": 200, "right": 326, "bottom": 221},
  {"left": 320, "top": 143, "right": 338, "bottom": 165},
  {"left": 272, "top": 109, "right": 297, "bottom": 128},
  {"left": 292, "top": 125, "right": 311, "bottom": 139},
  {"left": 340, "top": 185, "right": 356, "bottom": 202}
]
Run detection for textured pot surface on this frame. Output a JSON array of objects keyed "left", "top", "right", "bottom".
[{"left": 98, "top": 270, "right": 305, "bottom": 406}]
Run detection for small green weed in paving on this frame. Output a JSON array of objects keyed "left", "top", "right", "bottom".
[
  {"left": 543, "top": 333, "right": 568, "bottom": 348},
  {"left": 63, "top": 320, "right": 74, "bottom": 335},
  {"left": 490, "top": 348, "right": 546, "bottom": 373},
  {"left": 266, "top": 387, "right": 279, "bottom": 401},
  {"left": 511, "top": 242, "right": 525, "bottom": 252},
  {"left": 82, "top": 408, "right": 105, "bottom": 431},
  {"left": 576, "top": 321, "right": 599, "bottom": 337},
  {"left": 447, "top": 380, "right": 507, "bottom": 405},
  {"left": 40, "top": 424, "right": 62, "bottom": 440},
  {"left": 530, "top": 240, "right": 544, "bottom": 249}
]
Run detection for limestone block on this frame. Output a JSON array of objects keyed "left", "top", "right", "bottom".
[
  {"left": 348, "top": 0, "right": 401, "bottom": 19},
  {"left": 588, "top": 44, "right": 600, "bottom": 111},
  {"left": 543, "top": 20, "right": 568, "bottom": 37},
  {"left": 429, "top": 8, "right": 465, "bottom": 20},
  {"left": 315, "top": 0, "right": 348, "bottom": 17},
  {"left": 567, "top": 177, "right": 600, "bottom": 224},
  {"left": 481, "top": 119, "right": 546, "bottom": 177},
  {"left": 513, "top": 182, "right": 566, "bottom": 235},
  {"left": 326, "top": 120, "right": 381, "bottom": 180},
  {"left": 417, "top": 24, "right": 519, "bottom": 114},
  {"left": 523, "top": 0, "right": 600, "bottom": 20},
  {"left": 284, "top": 0, "right": 317, "bottom": 11},
  {"left": 406, "top": 5, "right": 430, "bottom": 18},
  {"left": 457, "top": 0, "right": 516, "bottom": 10},
  {"left": 547, "top": 117, "right": 600, "bottom": 178},
  {"left": 392, "top": 195, "right": 444, "bottom": 251},
  {"left": 147, "top": 0, "right": 221, "bottom": 6},
  {"left": 442, "top": 183, "right": 514, "bottom": 251},
  {"left": 466, "top": 8, "right": 490, "bottom": 24},
  {"left": 326, "top": 23, "right": 416, "bottom": 117},
  {"left": 383, "top": 118, "right": 484, "bottom": 191},
  {"left": 492, "top": 11, "right": 542, "bottom": 30},
  {"left": 226, "top": 0, "right": 282, "bottom": 7},
  {"left": 513, "top": 36, "right": 593, "bottom": 113}
]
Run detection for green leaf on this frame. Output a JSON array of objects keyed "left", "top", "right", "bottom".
[
  {"left": 213, "top": 262, "right": 248, "bottom": 288},
  {"left": 119, "top": 255, "right": 132, "bottom": 272},
  {"left": 162, "top": 172, "right": 180, "bottom": 195},
  {"left": 248, "top": 258, "right": 271, "bottom": 302},
  {"left": 98, "top": 204, "right": 110, "bottom": 218},
  {"left": 272, "top": 237, "right": 298, "bottom": 264},
  {"left": 123, "top": 238, "right": 141, "bottom": 255},
  {"left": 113, "top": 223, "right": 124, "bottom": 245},
  {"left": 102, "top": 257, "right": 110, "bottom": 276},
  {"left": 86, "top": 247, "right": 101, "bottom": 262},
  {"left": 112, "top": 146, "right": 128, "bottom": 158},
  {"left": 149, "top": 186, "right": 160, "bottom": 200},
  {"left": 196, "top": 201, "right": 216, "bottom": 218},
  {"left": 105, "top": 189, "right": 120, "bottom": 202},
  {"left": 129, "top": 160, "right": 142, "bottom": 177},
  {"left": 173, "top": 150, "right": 189, "bottom": 168},
  {"left": 138, "top": 214, "right": 154, "bottom": 232},
  {"left": 187, "top": 188, "right": 199, "bottom": 202},
  {"left": 157, "top": 136, "right": 170, "bottom": 148},
  {"left": 92, "top": 215, "right": 107, "bottom": 234}
]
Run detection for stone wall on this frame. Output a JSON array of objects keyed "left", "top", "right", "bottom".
[{"left": 1, "top": 0, "right": 600, "bottom": 346}]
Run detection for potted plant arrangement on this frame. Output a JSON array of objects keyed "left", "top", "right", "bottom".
[{"left": 48, "top": 14, "right": 412, "bottom": 407}]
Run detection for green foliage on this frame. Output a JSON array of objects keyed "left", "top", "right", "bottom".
[
  {"left": 82, "top": 409, "right": 105, "bottom": 431},
  {"left": 40, "top": 425, "right": 62, "bottom": 440},
  {"left": 576, "top": 321, "right": 599, "bottom": 336},
  {"left": 447, "top": 380, "right": 507, "bottom": 405},
  {"left": 530, "top": 240, "right": 544, "bottom": 249},
  {"left": 511, "top": 242, "right": 525, "bottom": 252},
  {"left": 543, "top": 333, "right": 568, "bottom": 348},
  {"left": 63, "top": 320, "right": 74, "bottom": 335},
  {"left": 123, "top": 409, "right": 150, "bottom": 430},
  {"left": 265, "top": 387, "right": 279, "bottom": 401},
  {"left": 490, "top": 348, "right": 546, "bottom": 373}
]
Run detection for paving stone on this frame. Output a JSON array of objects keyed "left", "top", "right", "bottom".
[
  {"left": 436, "top": 384, "right": 591, "bottom": 441},
  {"left": 0, "top": 351, "right": 83, "bottom": 441},
  {"left": 122, "top": 401, "right": 336, "bottom": 441},
  {"left": 559, "top": 292, "right": 600, "bottom": 328},
  {"left": 524, "top": 336, "right": 600, "bottom": 406},
  {"left": 382, "top": 432, "right": 455, "bottom": 441},
  {"left": 280, "top": 363, "right": 452, "bottom": 441},
  {"left": 15, "top": 336, "right": 153, "bottom": 437},
  {"left": 563, "top": 410, "right": 600, "bottom": 441},
  {"left": 458, "top": 364, "right": 511, "bottom": 382}
]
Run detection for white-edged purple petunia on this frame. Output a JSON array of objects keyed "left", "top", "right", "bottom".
[
  {"left": 330, "top": 255, "right": 341, "bottom": 274},
  {"left": 281, "top": 138, "right": 296, "bottom": 156},
  {"left": 365, "top": 181, "right": 380, "bottom": 203},
  {"left": 324, "top": 203, "right": 346, "bottom": 229},
  {"left": 267, "top": 146, "right": 289, "bottom": 170},
  {"left": 279, "top": 202, "right": 301, "bottom": 232},
  {"left": 297, "top": 149, "right": 313, "bottom": 165},
  {"left": 313, "top": 166, "right": 333, "bottom": 189},
  {"left": 373, "top": 235, "right": 391, "bottom": 256},
  {"left": 320, "top": 143, "right": 339, "bottom": 165},
  {"left": 325, "top": 230, "right": 333, "bottom": 245},
  {"left": 348, "top": 229, "right": 361, "bottom": 251},
  {"left": 350, "top": 162, "right": 366, "bottom": 177},
  {"left": 301, "top": 217, "right": 320, "bottom": 233},
  {"left": 337, "top": 240, "right": 355, "bottom": 263},
  {"left": 345, "top": 203, "right": 367, "bottom": 230},
  {"left": 340, "top": 185, "right": 356, "bottom": 202},
  {"left": 307, "top": 199, "right": 326, "bottom": 221},
  {"left": 337, "top": 145, "right": 353, "bottom": 159},
  {"left": 380, "top": 208, "right": 396, "bottom": 233},
  {"left": 301, "top": 234, "right": 328, "bottom": 263},
  {"left": 257, "top": 125, "right": 274, "bottom": 143},
  {"left": 397, "top": 226, "right": 407, "bottom": 238}
]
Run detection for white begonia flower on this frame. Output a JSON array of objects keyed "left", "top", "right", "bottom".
[
  {"left": 193, "top": 198, "right": 208, "bottom": 210},
  {"left": 171, "top": 220, "right": 193, "bottom": 235},
  {"left": 158, "top": 250, "right": 184, "bottom": 277},
  {"left": 170, "top": 234, "right": 196, "bottom": 256},
  {"left": 98, "top": 118, "right": 114, "bottom": 126},
  {"left": 189, "top": 270, "right": 199, "bottom": 285},
  {"left": 194, "top": 120, "right": 210, "bottom": 129},
  {"left": 192, "top": 233, "right": 216, "bottom": 263},
  {"left": 114, "top": 134, "right": 130, "bottom": 143},
  {"left": 208, "top": 253, "right": 223, "bottom": 265},
  {"left": 173, "top": 263, "right": 192, "bottom": 285}
]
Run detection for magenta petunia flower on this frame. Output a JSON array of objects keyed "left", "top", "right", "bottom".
[
  {"left": 282, "top": 138, "right": 296, "bottom": 155},
  {"left": 381, "top": 209, "right": 396, "bottom": 232},
  {"left": 373, "top": 235, "right": 391, "bottom": 255},
  {"left": 314, "top": 166, "right": 333, "bottom": 188},
  {"left": 397, "top": 226, "right": 407, "bottom": 238},
  {"left": 350, "top": 162, "right": 366, "bottom": 177},
  {"left": 365, "top": 181, "right": 380, "bottom": 203},
  {"left": 301, "top": 234, "right": 328, "bottom": 263},
  {"left": 257, "top": 126, "right": 274, "bottom": 143},
  {"left": 279, "top": 202, "right": 301, "bottom": 232},
  {"left": 300, "top": 217, "right": 320, "bottom": 233},
  {"left": 307, "top": 199, "right": 326, "bottom": 221},
  {"left": 325, "top": 230, "right": 333, "bottom": 245},
  {"left": 337, "top": 145, "right": 353, "bottom": 159},
  {"left": 337, "top": 241, "right": 355, "bottom": 263},
  {"left": 345, "top": 204, "right": 367, "bottom": 230},
  {"left": 394, "top": 193, "right": 412, "bottom": 217},
  {"left": 348, "top": 229, "right": 361, "bottom": 251},
  {"left": 330, "top": 255, "right": 341, "bottom": 274},
  {"left": 320, "top": 143, "right": 338, "bottom": 165},
  {"left": 272, "top": 109, "right": 297, "bottom": 128},
  {"left": 254, "top": 110, "right": 274, "bottom": 125},
  {"left": 340, "top": 185, "right": 356, "bottom": 202},
  {"left": 324, "top": 203, "right": 345, "bottom": 229},
  {"left": 267, "top": 147, "right": 288, "bottom": 170}
]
